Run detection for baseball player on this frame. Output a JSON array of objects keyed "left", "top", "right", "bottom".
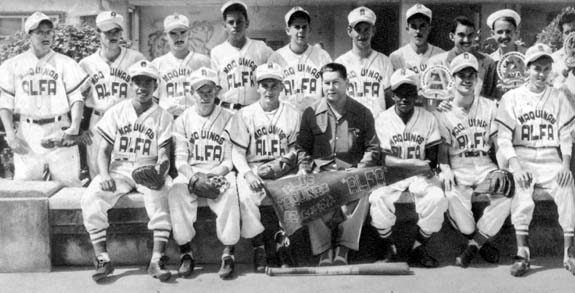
[
  {"left": 80, "top": 11, "right": 146, "bottom": 179},
  {"left": 0, "top": 12, "right": 89, "bottom": 187},
  {"left": 152, "top": 13, "right": 211, "bottom": 118},
  {"left": 486, "top": 9, "right": 526, "bottom": 62},
  {"left": 428, "top": 16, "right": 498, "bottom": 100},
  {"left": 369, "top": 68, "right": 447, "bottom": 268},
  {"left": 211, "top": 0, "right": 274, "bottom": 110},
  {"left": 495, "top": 44, "right": 575, "bottom": 277},
  {"left": 168, "top": 67, "right": 239, "bottom": 279},
  {"left": 228, "top": 63, "right": 301, "bottom": 271},
  {"left": 268, "top": 6, "right": 332, "bottom": 112},
  {"left": 81, "top": 61, "right": 173, "bottom": 282},
  {"left": 551, "top": 11, "right": 575, "bottom": 102},
  {"left": 436, "top": 53, "right": 511, "bottom": 268},
  {"left": 335, "top": 6, "right": 393, "bottom": 118}
]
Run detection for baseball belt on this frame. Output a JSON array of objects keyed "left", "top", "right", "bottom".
[
  {"left": 17, "top": 114, "right": 64, "bottom": 125},
  {"left": 458, "top": 150, "right": 489, "bottom": 158}
]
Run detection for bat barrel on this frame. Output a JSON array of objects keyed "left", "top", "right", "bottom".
[{"left": 266, "top": 262, "right": 411, "bottom": 276}]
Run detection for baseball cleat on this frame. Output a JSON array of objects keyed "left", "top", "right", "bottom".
[
  {"left": 92, "top": 260, "right": 114, "bottom": 282},
  {"left": 333, "top": 246, "right": 349, "bottom": 266},
  {"left": 564, "top": 246, "right": 575, "bottom": 276},
  {"left": 318, "top": 248, "right": 334, "bottom": 267},
  {"left": 455, "top": 244, "right": 478, "bottom": 268},
  {"left": 177, "top": 254, "right": 195, "bottom": 278},
  {"left": 275, "top": 231, "right": 296, "bottom": 268},
  {"left": 218, "top": 255, "right": 235, "bottom": 279},
  {"left": 409, "top": 245, "right": 439, "bottom": 268},
  {"left": 479, "top": 242, "right": 500, "bottom": 264},
  {"left": 253, "top": 246, "right": 267, "bottom": 273},
  {"left": 148, "top": 256, "right": 172, "bottom": 282},
  {"left": 510, "top": 256, "right": 530, "bottom": 277}
]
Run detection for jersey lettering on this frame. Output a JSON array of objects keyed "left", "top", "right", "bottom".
[
  {"left": 94, "top": 82, "right": 128, "bottom": 100},
  {"left": 22, "top": 79, "right": 57, "bottom": 96},
  {"left": 166, "top": 81, "right": 191, "bottom": 98}
]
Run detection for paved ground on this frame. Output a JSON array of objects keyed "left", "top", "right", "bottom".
[{"left": 1, "top": 257, "right": 574, "bottom": 293}]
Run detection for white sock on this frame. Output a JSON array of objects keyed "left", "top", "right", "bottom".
[
  {"left": 151, "top": 252, "right": 162, "bottom": 262},
  {"left": 97, "top": 253, "right": 110, "bottom": 262},
  {"left": 468, "top": 239, "right": 480, "bottom": 248},
  {"left": 517, "top": 246, "right": 530, "bottom": 260}
]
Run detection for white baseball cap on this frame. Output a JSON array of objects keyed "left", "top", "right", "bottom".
[
  {"left": 256, "top": 63, "right": 283, "bottom": 82},
  {"left": 390, "top": 69, "right": 418, "bottom": 91},
  {"left": 96, "top": 11, "right": 124, "bottom": 32},
  {"left": 450, "top": 53, "right": 479, "bottom": 74},
  {"left": 525, "top": 43, "right": 554, "bottom": 64},
  {"left": 221, "top": 0, "right": 248, "bottom": 15},
  {"left": 164, "top": 13, "right": 189, "bottom": 32},
  {"left": 486, "top": 9, "right": 521, "bottom": 30},
  {"left": 129, "top": 60, "right": 159, "bottom": 80},
  {"left": 25, "top": 12, "right": 52, "bottom": 34},
  {"left": 406, "top": 3, "right": 432, "bottom": 23},
  {"left": 190, "top": 67, "right": 219, "bottom": 90},
  {"left": 285, "top": 6, "right": 310, "bottom": 27},
  {"left": 348, "top": 6, "right": 376, "bottom": 28}
]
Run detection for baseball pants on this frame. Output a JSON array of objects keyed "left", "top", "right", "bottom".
[
  {"left": 168, "top": 172, "right": 240, "bottom": 246},
  {"left": 236, "top": 165, "right": 269, "bottom": 239},
  {"left": 86, "top": 110, "right": 104, "bottom": 179},
  {"left": 369, "top": 175, "right": 448, "bottom": 236}
]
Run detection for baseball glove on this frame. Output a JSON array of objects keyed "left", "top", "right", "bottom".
[
  {"left": 188, "top": 172, "right": 229, "bottom": 199},
  {"left": 475, "top": 169, "right": 515, "bottom": 199},
  {"left": 257, "top": 152, "right": 296, "bottom": 180},
  {"left": 40, "top": 130, "right": 91, "bottom": 149},
  {"left": 132, "top": 164, "right": 166, "bottom": 190}
]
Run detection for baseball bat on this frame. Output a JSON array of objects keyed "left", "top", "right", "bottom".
[{"left": 265, "top": 262, "right": 411, "bottom": 276}]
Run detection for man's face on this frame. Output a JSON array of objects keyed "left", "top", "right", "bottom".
[
  {"left": 491, "top": 19, "right": 518, "bottom": 49},
  {"left": 450, "top": 23, "right": 475, "bottom": 53},
  {"left": 562, "top": 22, "right": 575, "bottom": 45},
  {"left": 132, "top": 75, "right": 157, "bottom": 104},
  {"left": 30, "top": 22, "right": 54, "bottom": 51},
  {"left": 392, "top": 84, "right": 418, "bottom": 115},
  {"left": 322, "top": 71, "right": 348, "bottom": 103},
  {"left": 100, "top": 27, "right": 122, "bottom": 50},
  {"left": 453, "top": 67, "right": 477, "bottom": 96},
  {"left": 286, "top": 17, "right": 310, "bottom": 47},
  {"left": 407, "top": 16, "right": 431, "bottom": 46},
  {"left": 194, "top": 82, "right": 218, "bottom": 114},
  {"left": 224, "top": 11, "right": 248, "bottom": 41},
  {"left": 167, "top": 28, "right": 189, "bottom": 51},
  {"left": 348, "top": 22, "right": 374, "bottom": 50},
  {"left": 527, "top": 57, "right": 553, "bottom": 89},
  {"left": 258, "top": 78, "right": 283, "bottom": 108}
]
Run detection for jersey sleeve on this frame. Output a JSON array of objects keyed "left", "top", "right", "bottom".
[
  {"left": 63, "top": 58, "right": 90, "bottom": 105},
  {"left": 320, "top": 48, "right": 332, "bottom": 64},
  {"left": 95, "top": 107, "right": 118, "bottom": 145},
  {"left": 261, "top": 43, "right": 274, "bottom": 62},
  {"left": 375, "top": 116, "right": 392, "bottom": 154},
  {"left": 382, "top": 56, "right": 393, "bottom": 89},
  {"left": 558, "top": 91, "right": 575, "bottom": 158},
  {"left": 220, "top": 118, "right": 234, "bottom": 171},
  {"left": 389, "top": 51, "right": 403, "bottom": 71},
  {"left": 287, "top": 107, "right": 302, "bottom": 146},
  {"left": 157, "top": 111, "right": 174, "bottom": 149},
  {"left": 173, "top": 113, "right": 190, "bottom": 167},
  {"left": 227, "top": 110, "right": 250, "bottom": 149},
  {"left": 426, "top": 113, "right": 442, "bottom": 148},
  {"left": 267, "top": 51, "right": 286, "bottom": 67},
  {"left": 435, "top": 113, "right": 452, "bottom": 145},
  {"left": 495, "top": 92, "right": 518, "bottom": 160},
  {"left": 0, "top": 59, "right": 16, "bottom": 99}
]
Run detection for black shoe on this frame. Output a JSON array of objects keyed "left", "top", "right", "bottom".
[
  {"left": 177, "top": 254, "right": 195, "bottom": 278},
  {"left": 409, "top": 245, "right": 439, "bottom": 268},
  {"left": 479, "top": 242, "right": 500, "bottom": 264},
  {"left": 148, "top": 256, "right": 172, "bottom": 282},
  {"left": 455, "top": 245, "right": 478, "bottom": 268},
  {"left": 510, "top": 256, "right": 530, "bottom": 277},
  {"left": 564, "top": 246, "right": 575, "bottom": 276},
  {"left": 378, "top": 239, "right": 398, "bottom": 263},
  {"left": 92, "top": 260, "right": 114, "bottom": 282},
  {"left": 218, "top": 255, "right": 235, "bottom": 279},
  {"left": 253, "top": 246, "right": 267, "bottom": 273},
  {"left": 275, "top": 231, "right": 296, "bottom": 268}
]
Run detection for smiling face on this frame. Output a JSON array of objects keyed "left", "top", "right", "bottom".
[
  {"left": 322, "top": 70, "right": 348, "bottom": 104},
  {"left": 167, "top": 28, "right": 190, "bottom": 53},
  {"left": 407, "top": 16, "right": 431, "bottom": 47},
  {"left": 392, "top": 84, "right": 418, "bottom": 115},
  {"left": 258, "top": 78, "right": 283, "bottom": 110},
  {"left": 131, "top": 75, "right": 157, "bottom": 105},
  {"left": 527, "top": 57, "right": 553, "bottom": 91},
  {"left": 450, "top": 23, "right": 475, "bottom": 53},
  {"left": 286, "top": 17, "right": 310, "bottom": 48},
  {"left": 30, "top": 22, "right": 54, "bottom": 53},
  {"left": 224, "top": 11, "right": 249, "bottom": 42},
  {"left": 453, "top": 67, "right": 477, "bottom": 96},
  {"left": 194, "top": 82, "right": 218, "bottom": 116},
  {"left": 491, "top": 18, "right": 518, "bottom": 49},
  {"left": 100, "top": 27, "right": 122, "bottom": 50},
  {"left": 348, "top": 22, "right": 374, "bottom": 50}
]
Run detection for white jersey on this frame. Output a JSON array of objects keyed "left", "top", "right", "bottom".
[
  {"left": 152, "top": 51, "right": 211, "bottom": 116},
  {"left": 79, "top": 47, "right": 145, "bottom": 112},
  {"left": 268, "top": 44, "right": 331, "bottom": 112},
  {"left": 173, "top": 106, "right": 233, "bottom": 171},
  {"left": 495, "top": 85, "right": 575, "bottom": 162},
  {"left": 551, "top": 48, "right": 575, "bottom": 102},
  {"left": 336, "top": 50, "right": 393, "bottom": 117},
  {"left": 0, "top": 49, "right": 88, "bottom": 117},
  {"left": 96, "top": 100, "right": 173, "bottom": 164},
  {"left": 389, "top": 43, "right": 444, "bottom": 74},
  {"left": 228, "top": 102, "right": 300, "bottom": 164},
  {"left": 376, "top": 106, "right": 441, "bottom": 160},
  {"left": 210, "top": 38, "right": 273, "bottom": 106}
]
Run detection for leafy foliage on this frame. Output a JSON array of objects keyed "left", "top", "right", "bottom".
[{"left": 537, "top": 6, "right": 575, "bottom": 51}]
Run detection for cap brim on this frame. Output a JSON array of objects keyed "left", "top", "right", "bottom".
[
  {"left": 349, "top": 18, "right": 375, "bottom": 28},
  {"left": 391, "top": 79, "right": 417, "bottom": 91},
  {"left": 131, "top": 73, "right": 158, "bottom": 80},
  {"left": 407, "top": 12, "right": 431, "bottom": 22},
  {"left": 191, "top": 79, "right": 217, "bottom": 90},
  {"left": 27, "top": 17, "right": 53, "bottom": 33},
  {"left": 165, "top": 24, "right": 189, "bottom": 32},
  {"left": 257, "top": 74, "right": 283, "bottom": 82},
  {"left": 526, "top": 53, "right": 554, "bottom": 64},
  {"left": 451, "top": 64, "right": 478, "bottom": 74},
  {"left": 98, "top": 22, "right": 122, "bottom": 32}
]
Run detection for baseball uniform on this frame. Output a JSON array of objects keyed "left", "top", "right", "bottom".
[
  {"left": 551, "top": 48, "right": 575, "bottom": 104},
  {"left": 152, "top": 51, "right": 211, "bottom": 117},
  {"left": 211, "top": 38, "right": 273, "bottom": 107},
  {"left": 228, "top": 101, "right": 301, "bottom": 238},
  {"left": 336, "top": 50, "right": 393, "bottom": 117},
  {"left": 0, "top": 49, "right": 89, "bottom": 186},
  {"left": 268, "top": 44, "right": 331, "bottom": 112},
  {"left": 390, "top": 44, "right": 445, "bottom": 75},
  {"left": 436, "top": 97, "right": 511, "bottom": 237},
  {"left": 168, "top": 105, "right": 240, "bottom": 246},
  {"left": 496, "top": 85, "right": 575, "bottom": 237},
  {"left": 80, "top": 47, "right": 145, "bottom": 178},
  {"left": 369, "top": 106, "right": 447, "bottom": 237}
]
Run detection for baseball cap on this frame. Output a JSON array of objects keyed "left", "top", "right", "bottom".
[
  {"left": 96, "top": 11, "right": 124, "bottom": 32},
  {"left": 256, "top": 63, "right": 283, "bottom": 82},
  {"left": 406, "top": 3, "right": 432, "bottom": 23},
  {"left": 486, "top": 9, "right": 521, "bottom": 29},
  {"left": 285, "top": 6, "right": 311, "bottom": 27},
  {"left": 524, "top": 43, "right": 554, "bottom": 64},
  {"left": 390, "top": 69, "right": 418, "bottom": 91},
  {"left": 129, "top": 60, "right": 159, "bottom": 80},
  {"left": 190, "top": 67, "right": 219, "bottom": 90},
  {"left": 164, "top": 14, "right": 189, "bottom": 32},
  {"left": 348, "top": 6, "right": 376, "bottom": 28},
  {"left": 450, "top": 53, "right": 479, "bottom": 74},
  {"left": 25, "top": 12, "right": 53, "bottom": 34},
  {"left": 221, "top": 0, "right": 248, "bottom": 15}
]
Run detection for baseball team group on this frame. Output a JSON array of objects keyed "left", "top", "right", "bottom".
[{"left": 1, "top": 0, "right": 575, "bottom": 283}]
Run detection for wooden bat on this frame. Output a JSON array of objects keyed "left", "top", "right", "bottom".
[{"left": 265, "top": 262, "right": 411, "bottom": 276}]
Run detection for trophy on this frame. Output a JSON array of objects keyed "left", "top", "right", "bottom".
[
  {"left": 564, "top": 32, "right": 575, "bottom": 70},
  {"left": 419, "top": 65, "right": 454, "bottom": 108},
  {"left": 496, "top": 51, "right": 528, "bottom": 90}
]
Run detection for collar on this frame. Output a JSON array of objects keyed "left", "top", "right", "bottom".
[{"left": 314, "top": 96, "right": 359, "bottom": 117}]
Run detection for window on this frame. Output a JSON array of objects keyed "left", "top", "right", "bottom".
[{"left": 0, "top": 13, "right": 61, "bottom": 39}]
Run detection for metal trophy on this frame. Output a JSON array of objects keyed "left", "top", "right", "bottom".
[
  {"left": 419, "top": 65, "right": 454, "bottom": 108},
  {"left": 497, "top": 51, "right": 528, "bottom": 90},
  {"left": 564, "top": 32, "right": 575, "bottom": 70}
]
